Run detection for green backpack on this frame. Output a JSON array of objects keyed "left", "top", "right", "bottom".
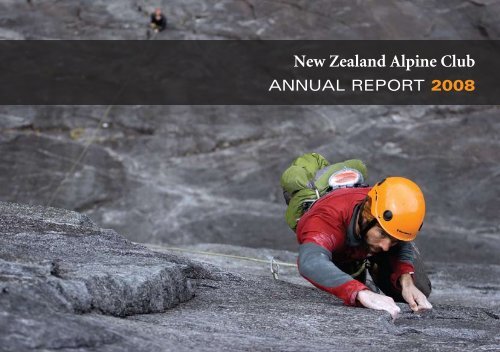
[{"left": 280, "top": 153, "right": 368, "bottom": 231}]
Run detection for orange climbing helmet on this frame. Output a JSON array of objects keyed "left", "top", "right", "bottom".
[{"left": 367, "top": 177, "right": 426, "bottom": 241}]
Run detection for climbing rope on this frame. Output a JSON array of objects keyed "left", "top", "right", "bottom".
[
  {"left": 142, "top": 244, "right": 298, "bottom": 280},
  {"left": 46, "top": 24, "right": 159, "bottom": 207},
  {"left": 45, "top": 14, "right": 291, "bottom": 281},
  {"left": 46, "top": 104, "right": 115, "bottom": 207}
]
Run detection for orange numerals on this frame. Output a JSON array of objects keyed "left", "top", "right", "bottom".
[{"left": 431, "top": 79, "right": 475, "bottom": 92}]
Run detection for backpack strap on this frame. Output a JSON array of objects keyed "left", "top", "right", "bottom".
[{"left": 309, "top": 181, "right": 321, "bottom": 199}]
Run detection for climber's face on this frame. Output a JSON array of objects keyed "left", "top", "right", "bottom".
[{"left": 364, "top": 226, "right": 399, "bottom": 254}]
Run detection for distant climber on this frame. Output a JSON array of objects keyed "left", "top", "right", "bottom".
[
  {"left": 150, "top": 8, "right": 167, "bottom": 33},
  {"left": 281, "top": 154, "right": 432, "bottom": 319}
]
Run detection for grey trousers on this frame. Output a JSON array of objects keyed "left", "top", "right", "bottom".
[{"left": 367, "top": 247, "right": 432, "bottom": 302}]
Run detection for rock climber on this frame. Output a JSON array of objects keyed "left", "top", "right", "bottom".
[
  {"left": 150, "top": 8, "right": 167, "bottom": 33},
  {"left": 296, "top": 176, "right": 433, "bottom": 319}
]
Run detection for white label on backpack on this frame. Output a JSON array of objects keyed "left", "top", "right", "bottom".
[{"left": 328, "top": 168, "right": 363, "bottom": 189}]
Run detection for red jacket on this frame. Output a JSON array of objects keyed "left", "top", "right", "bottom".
[{"left": 296, "top": 187, "right": 414, "bottom": 305}]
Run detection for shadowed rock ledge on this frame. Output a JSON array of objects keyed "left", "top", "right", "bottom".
[
  {"left": 0, "top": 201, "right": 206, "bottom": 316},
  {"left": 0, "top": 201, "right": 234, "bottom": 351}
]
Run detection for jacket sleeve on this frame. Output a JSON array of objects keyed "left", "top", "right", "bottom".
[
  {"left": 298, "top": 242, "right": 368, "bottom": 306},
  {"left": 389, "top": 241, "right": 416, "bottom": 290}
]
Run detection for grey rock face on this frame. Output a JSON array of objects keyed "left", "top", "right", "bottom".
[
  {"left": 0, "top": 1, "right": 499, "bottom": 349},
  {"left": 0, "top": 2, "right": 499, "bottom": 263},
  {"left": 1, "top": 105, "right": 499, "bottom": 266},
  {"left": 1, "top": 206, "right": 499, "bottom": 351},
  {"left": 140, "top": 243, "right": 500, "bottom": 351},
  {"left": 0, "top": 0, "right": 499, "bottom": 40},
  {"left": 0, "top": 201, "right": 217, "bottom": 351}
]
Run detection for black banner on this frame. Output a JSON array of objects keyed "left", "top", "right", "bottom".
[{"left": 1, "top": 40, "right": 499, "bottom": 104}]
